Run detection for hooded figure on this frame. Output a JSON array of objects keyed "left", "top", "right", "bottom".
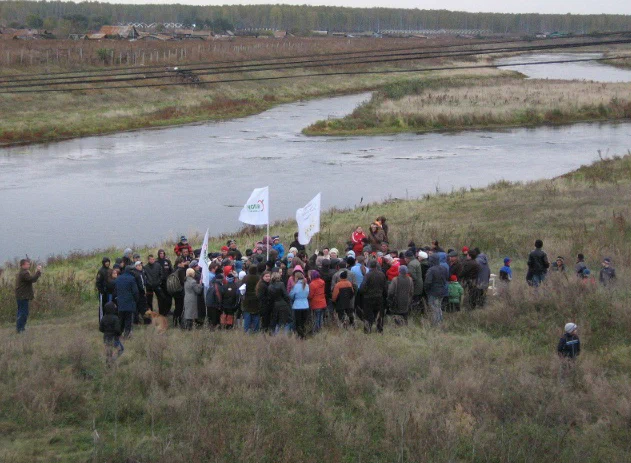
[{"left": 388, "top": 265, "right": 414, "bottom": 320}]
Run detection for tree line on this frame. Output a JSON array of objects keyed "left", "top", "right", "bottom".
[{"left": 1, "top": 1, "right": 631, "bottom": 35}]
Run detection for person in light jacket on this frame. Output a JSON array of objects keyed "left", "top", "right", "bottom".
[
  {"left": 289, "top": 271, "right": 310, "bottom": 339},
  {"left": 183, "top": 268, "right": 203, "bottom": 330}
]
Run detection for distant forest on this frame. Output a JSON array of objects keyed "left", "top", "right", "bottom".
[{"left": 2, "top": 1, "right": 631, "bottom": 35}]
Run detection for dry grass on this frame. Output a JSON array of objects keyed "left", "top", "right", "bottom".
[
  {"left": 305, "top": 76, "right": 631, "bottom": 135},
  {"left": 0, "top": 156, "right": 630, "bottom": 462}
]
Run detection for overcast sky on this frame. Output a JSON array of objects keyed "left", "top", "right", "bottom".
[{"left": 103, "top": 0, "right": 631, "bottom": 15}]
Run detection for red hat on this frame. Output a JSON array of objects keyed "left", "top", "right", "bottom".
[
  {"left": 221, "top": 246, "right": 229, "bottom": 252},
  {"left": 449, "top": 274, "right": 458, "bottom": 282},
  {"left": 461, "top": 246, "right": 469, "bottom": 253}
]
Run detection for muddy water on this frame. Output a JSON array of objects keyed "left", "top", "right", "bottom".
[{"left": 1, "top": 55, "right": 630, "bottom": 263}]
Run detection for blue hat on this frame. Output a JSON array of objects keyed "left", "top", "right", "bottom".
[
  {"left": 272, "top": 235, "right": 280, "bottom": 241},
  {"left": 180, "top": 235, "right": 187, "bottom": 241},
  {"left": 504, "top": 257, "right": 511, "bottom": 264},
  {"left": 582, "top": 268, "right": 591, "bottom": 275}
]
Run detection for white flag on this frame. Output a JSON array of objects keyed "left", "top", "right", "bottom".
[
  {"left": 238, "top": 186, "right": 269, "bottom": 226},
  {"left": 296, "top": 193, "right": 321, "bottom": 245},
  {"left": 199, "top": 228, "right": 211, "bottom": 288}
]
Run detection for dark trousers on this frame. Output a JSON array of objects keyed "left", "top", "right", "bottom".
[
  {"left": 206, "top": 305, "right": 221, "bottom": 328},
  {"left": 363, "top": 297, "right": 384, "bottom": 333},
  {"left": 157, "top": 284, "right": 172, "bottom": 316},
  {"left": 335, "top": 305, "right": 355, "bottom": 326},
  {"left": 119, "top": 311, "right": 134, "bottom": 337},
  {"left": 16, "top": 299, "right": 29, "bottom": 333},
  {"left": 293, "top": 309, "right": 310, "bottom": 339},
  {"left": 173, "top": 292, "right": 184, "bottom": 326}
]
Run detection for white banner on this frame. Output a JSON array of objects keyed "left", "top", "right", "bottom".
[
  {"left": 199, "top": 228, "right": 211, "bottom": 288},
  {"left": 296, "top": 193, "right": 321, "bottom": 245},
  {"left": 238, "top": 186, "right": 269, "bottom": 226}
]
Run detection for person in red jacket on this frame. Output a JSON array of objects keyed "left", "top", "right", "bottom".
[
  {"left": 174, "top": 236, "right": 193, "bottom": 257},
  {"left": 308, "top": 270, "right": 327, "bottom": 333},
  {"left": 351, "top": 226, "right": 366, "bottom": 255},
  {"left": 386, "top": 257, "right": 401, "bottom": 281}
]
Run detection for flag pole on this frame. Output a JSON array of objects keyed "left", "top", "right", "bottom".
[{"left": 266, "top": 222, "right": 270, "bottom": 262}]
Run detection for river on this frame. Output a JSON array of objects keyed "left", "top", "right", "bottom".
[{"left": 1, "top": 53, "right": 631, "bottom": 263}]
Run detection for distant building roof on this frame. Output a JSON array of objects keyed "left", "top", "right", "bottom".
[{"left": 97, "top": 25, "right": 139, "bottom": 39}]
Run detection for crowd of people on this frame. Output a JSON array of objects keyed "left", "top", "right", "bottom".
[
  {"left": 11, "top": 217, "right": 618, "bottom": 366},
  {"left": 87, "top": 219, "right": 616, "bottom": 354}
]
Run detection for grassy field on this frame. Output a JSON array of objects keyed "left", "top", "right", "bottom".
[
  {"left": 304, "top": 76, "right": 631, "bottom": 135},
  {"left": 0, "top": 36, "right": 490, "bottom": 147},
  {"left": 0, "top": 155, "right": 630, "bottom": 462}
]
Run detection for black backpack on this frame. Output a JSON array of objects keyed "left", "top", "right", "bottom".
[{"left": 166, "top": 271, "right": 183, "bottom": 295}]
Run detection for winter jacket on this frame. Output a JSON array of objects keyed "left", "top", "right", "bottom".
[
  {"left": 388, "top": 275, "right": 414, "bottom": 315},
  {"left": 241, "top": 274, "right": 261, "bottom": 314},
  {"left": 157, "top": 257, "right": 173, "bottom": 284},
  {"left": 174, "top": 242, "right": 193, "bottom": 257},
  {"left": 95, "top": 265, "right": 110, "bottom": 294},
  {"left": 574, "top": 260, "right": 587, "bottom": 277},
  {"left": 351, "top": 232, "right": 366, "bottom": 254},
  {"left": 459, "top": 259, "right": 480, "bottom": 288},
  {"left": 289, "top": 240, "right": 306, "bottom": 252},
  {"left": 437, "top": 252, "right": 449, "bottom": 273},
  {"left": 406, "top": 257, "right": 423, "bottom": 296},
  {"left": 368, "top": 228, "right": 386, "bottom": 247},
  {"left": 476, "top": 254, "right": 491, "bottom": 290},
  {"left": 272, "top": 243, "right": 285, "bottom": 260},
  {"left": 183, "top": 277, "right": 203, "bottom": 320},
  {"left": 320, "top": 264, "right": 334, "bottom": 300},
  {"left": 256, "top": 280, "right": 272, "bottom": 315},
  {"left": 114, "top": 268, "right": 139, "bottom": 312},
  {"left": 290, "top": 281, "right": 310, "bottom": 310},
  {"left": 527, "top": 248, "right": 550, "bottom": 276},
  {"left": 449, "top": 260, "right": 463, "bottom": 279},
  {"left": 332, "top": 269, "right": 358, "bottom": 307},
  {"left": 308, "top": 278, "right": 327, "bottom": 310},
  {"left": 558, "top": 334, "right": 581, "bottom": 359},
  {"left": 15, "top": 268, "right": 41, "bottom": 300},
  {"left": 599, "top": 267, "right": 616, "bottom": 286},
  {"left": 221, "top": 279, "right": 241, "bottom": 314},
  {"left": 332, "top": 280, "right": 354, "bottom": 310},
  {"left": 499, "top": 265, "right": 512, "bottom": 281},
  {"left": 361, "top": 267, "right": 387, "bottom": 300},
  {"left": 144, "top": 262, "right": 163, "bottom": 289},
  {"left": 206, "top": 279, "right": 223, "bottom": 309},
  {"left": 386, "top": 260, "right": 401, "bottom": 281},
  {"left": 424, "top": 255, "right": 449, "bottom": 297},
  {"left": 448, "top": 282, "right": 464, "bottom": 304},
  {"left": 99, "top": 313, "right": 122, "bottom": 341}
]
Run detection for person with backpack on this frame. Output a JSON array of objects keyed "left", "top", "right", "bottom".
[
  {"left": 527, "top": 239, "right": 550, "bottom": 287},
  {"left": 220, "top": 272, "right": 240, "bottom": 329},
  {"left": 290, "top": 271, "right": 310, "bottom": 339},
  {"left": 169, "top": 258, "right": 188, "bottom": 327}
]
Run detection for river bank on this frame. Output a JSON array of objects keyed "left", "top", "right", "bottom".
[
  {"left": 303, "top": 74, "right": 631, "bottom": 136},
  {"left": 0, "top": 155, "right": 630, "bottom": 462}
]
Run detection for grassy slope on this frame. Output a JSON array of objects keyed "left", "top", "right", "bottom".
[
  {"left": 304, "top": 75, "right": 631, "bottom": 136},
  {"left": 1, "top": 156, "right": 630, "bottom": 462}
]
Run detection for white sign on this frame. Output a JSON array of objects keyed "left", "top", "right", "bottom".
[
  {"left": 200, "top": 228, "right": 211, "bottom": 288},
  {"left": 296, "top": 193, "right": 321, "bottom": 245},
  {"left": 238, "top": 186, "right": 269, "bottom": 226}
]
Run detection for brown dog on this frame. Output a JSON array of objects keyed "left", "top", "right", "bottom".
[{"left": 144, "top": 310, "right": 168, "bottom": 333}]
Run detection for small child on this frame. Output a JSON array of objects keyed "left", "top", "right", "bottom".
[
  {"left": 599, "top": 257, "right": 616, "bottom": 286},
  {"left": 99, "top": 301, "right": 124, "bottom": 366},
  {"left": 557, "top": 323, "right": 580, "bottom": 359},
  {"left": 499, "top": 257, "right": 512, "bottom": 282},
  {"left": 447, "top": 275, "right": 464, "bottom": 312}
]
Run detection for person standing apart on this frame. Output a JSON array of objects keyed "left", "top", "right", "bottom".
[{"left": 15, "top": 258, "right": 42, "bottom": 333}]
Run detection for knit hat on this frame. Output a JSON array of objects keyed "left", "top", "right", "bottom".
[
  {"left": 346, "top": 250, "right": 356, "bottom": 258},
  {"left": 311, "top": 270, "right": 320, "bottom": 279},
  {"left": 564, "top": 323, "right": 577, "bottom": 334},
  {"left": 603, "top": 257, "right": 612, "bottom": 264},
  {"left": 404, "top": 250, "right": 414, "bottom": 258},
  {"left": 102, "top": 257, "right": 111, "bottom": 264},
  {"left": 180, "top": 236, "right": 187, "bottom": 242},
  {"left": 104, "top": 301, "right": 117, "bottom": 314},
  {"left": 461, "top": 246, "right": 469, "bottom": 253},
  {"left": 293, "top": 265, "right": 304, "bottom": 274},
  {"left": 287, "top": 252, "right": 295, "bottom": 260},
  {"left": 221, "top": 246, "right": 229, "bottom": 252},
  {"left": 134, "top": 261, "right": 142, "bottom": 267},
  {"left": 399, "top": 265, "right": 408, "bottom": 275},
  {"left": 504, "top": 257, "right": 511, "bottom": 264},
  {"left": 418, "top": 251, "right": 428, "bottom": 260},
  {"left": 447, "top": 250, "right": 458, "bottom": 258},
  {"left": 289, "top": 247, "right": 298, "bottom": 255},
  {"left": 123, "top": 248, "right": 133, "bottom": 258},
  {"left": 190, "top": 260, "right": 199, "bottom": 268},
  {"left": 330, "top": 248, "right": 339, "bottom": 256},
  {"left": 272, "top": 236, "right": 280, "bottom": 242},
  {"left": 450, "top": 274, "right": 458, "bottom": 282}
]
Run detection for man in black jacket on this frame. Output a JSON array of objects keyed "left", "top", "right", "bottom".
[
  {"left": 95, "top": 257, "right": 111, "bottom": 322},
  {"left": 144, "top": 254, "right": 163, "bottom": 312},
  {"left": 527, "top": 239, "right": 550, "bottom": 287},
  {"left": 156, "top": 249, "right": 173, "bottom": 315},
  {"left": 360, "top": 259, "right": 387, "bottom": 334}
]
